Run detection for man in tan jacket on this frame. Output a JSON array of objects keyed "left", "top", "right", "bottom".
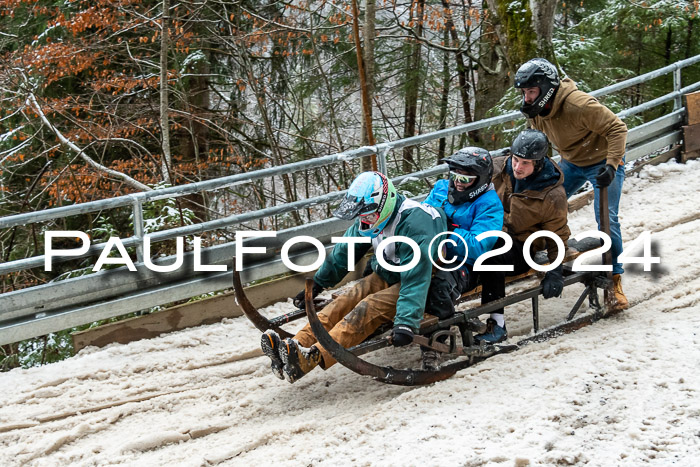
[
  {"left": 514, "top": 58, "right": 629, "bottom": 311},
  {"left": 475, "top": 129, "right": 571, "bottom": 343}
]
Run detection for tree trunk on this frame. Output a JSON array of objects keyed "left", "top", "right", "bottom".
[
  {"left": 440, "top": 0, "right": 477, "bottom": 139},
  {"left": 437, "top": 27, "right": 450, "bottom": 162},
  {"left": 178, "top": 53, "right": 210, "bottom": 222},
  {"left": 476, "top": 1, "right": 557, "bottom": 126},
  {"left": 353, "top": 0, "right": 376, "bottom": 172},
  {"left": 238, "top": 47, "right": 302, "bottom": 226},
  {"left": 685, "top": 16, "right": 695, "bottom": 59},
  {"left": 310, "top": 17, "right": 346, "bottom": 155},
  {"left": 402, "top": 0, "right": 425, "bottom": 173},
  {"left": 160, "top": 0, "right": 172, "bottom": 184},
  {"left": 529, "top": 0, "right": 558, "bottom": 60},
  {"left": 474, "top": 1, "right": 514, "bottom": 123},
  {"left": 484, "top": 0, "right": 557, "bottom": 70}
]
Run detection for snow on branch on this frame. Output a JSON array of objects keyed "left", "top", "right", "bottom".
[{"left": 26, "top": 93, "right": 152, "bottom": 192}]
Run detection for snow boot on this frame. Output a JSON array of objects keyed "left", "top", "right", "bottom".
[
  {"left": 421, "top": 349, "right": 441, "bottom": 371},
  {"left": 611, "top": 274, "right": 629, "bottom": 311},
  {"left": 280, "top": 338, "right": 321, "bottom": 383},
  {"left": 474, "top": 318, "right": 507, "bottom": 344},
  {"left": 260, "top": 330, "right": 284, "bottom": 380}
]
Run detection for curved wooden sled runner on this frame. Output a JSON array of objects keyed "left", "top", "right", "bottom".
[{"left": 232, "top": 265, "right": 330, "bottom": 339}]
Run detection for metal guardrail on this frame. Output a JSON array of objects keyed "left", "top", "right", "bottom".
[{"left": 1, "top": 55, "right": 699, "bottom": 345}]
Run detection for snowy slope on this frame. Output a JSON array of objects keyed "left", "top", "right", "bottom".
[{"left": 1, "top": 160, "right": 699, "bottom": 466}]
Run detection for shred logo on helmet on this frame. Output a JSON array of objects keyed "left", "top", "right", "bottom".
[
  {"left": 333, "top": 171, "right": 398, "bottom": 238},
  {"left": 439, "top": 147, "right": 493, "bottom": 205},
  {"left": 514, "top": 58, "right": 560, "bottom": 118}
]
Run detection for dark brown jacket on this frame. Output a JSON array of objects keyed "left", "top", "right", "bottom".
[
  {"left": 529, "top": 78, "right": 627, "bottom": 168},
  {"left": 492, "top": 156, "right": 571, "bottom": 262}
]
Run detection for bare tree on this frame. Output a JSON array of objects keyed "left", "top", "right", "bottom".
[{"left": 160, "top": 0, "right": 173, "bottom": 184}]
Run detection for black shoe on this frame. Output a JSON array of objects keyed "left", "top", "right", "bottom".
[
  {"left": 261, "top": 330, "right": 284, "bottom": 380},
  {"left": 280, "top": 338, "right": 321, "bottom": 383},
  {"left": 474, "top": 318, "right": 508, "bottom": 344}
]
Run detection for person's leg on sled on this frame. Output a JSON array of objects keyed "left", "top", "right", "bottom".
[
  {"left": 477, "top": 238, "right": 532, "bottom": 343},
  {"left": 559, "top": 158, "right": 628, "bottom": 310},
  {"left": 261, "top": 271, "right": 389, "bottom": 380},
  {"left": 265, "top": 280, "right": 401, "bottom": 383},
  {"left": 477, "top": 238, "right": 566, "bottom": 343},
  {"left": 422, "top": 267, "right": 474, "bottom": 370}
]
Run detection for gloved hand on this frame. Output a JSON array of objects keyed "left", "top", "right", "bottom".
[
  {"left": 293, "top": 281, "right": 324, "bottom": 309},
  {"left": 446, "top": 216, "right": 458, "bottom": 232},
  {"left": 595, "top": 164, "right": 617, "bottom": 188},
  {"left": 541, "top": 265, "right": 564, "bottom": 299},
  {"left": 391, "top": 324, "right": 414, "bottom": 347}
]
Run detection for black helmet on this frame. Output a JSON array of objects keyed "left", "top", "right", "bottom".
[
  {"left": 440, "top": 147, "right": 493, "bottom": 204},
  {"left": 511, "top": 129, "right": 548, "bottom": 160},
  {"left": 514, "top": 58, "right": 560, "bottom": 118}
]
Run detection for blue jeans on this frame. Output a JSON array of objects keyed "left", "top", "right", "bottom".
[{"left": 559, "top": 158, "right": 625, "bottom": 275}]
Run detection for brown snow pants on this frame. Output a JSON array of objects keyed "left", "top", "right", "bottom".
[{"left": 293, "top": 273, "right": 401, "bottom": 368}]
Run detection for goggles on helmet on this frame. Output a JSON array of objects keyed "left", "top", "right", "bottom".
[
  {"left": 334, "top": 196, "right": 377, "bottom": 220},
  {"left": 449, "top": 171, "right": 477, "bottom": 184}
]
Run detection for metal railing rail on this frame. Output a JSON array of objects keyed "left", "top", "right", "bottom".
[{"left": 1, "top": 56, "right": 699, "bottom": 345}]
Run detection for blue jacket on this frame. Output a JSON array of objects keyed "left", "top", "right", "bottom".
[{"left": 423, "top": 179, "right": 504, "bottom": 266}]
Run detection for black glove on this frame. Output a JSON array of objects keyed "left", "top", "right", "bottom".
[
  {"left": 391, "top": 324, "right": 414, "bottom": 347},
  {"left": 595, "top": 164, "right": 616, "bottom": 188},
  {"left": 293, "top": 281, "right": 324, "bottom": 309},
  {"left": 541, "top": 265, "right": 564, "bottom": 299},
  {"left": 446, "top": 216, "right": 458, "bottom": 232}
]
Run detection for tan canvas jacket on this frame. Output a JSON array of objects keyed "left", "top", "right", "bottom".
[
  {"left": 529, "top": 78, "right": 627, "bottom": 168},
  {"left": 492, "top": 156, "right": 571, "bottom": 263}
]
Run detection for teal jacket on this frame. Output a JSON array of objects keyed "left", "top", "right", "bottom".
[{"left": 314, "top": 194, "right": 447, "bottom": 331}]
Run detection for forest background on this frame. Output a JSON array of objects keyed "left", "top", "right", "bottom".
[{"left": 1, "top": 0, "right": 699, "bottom": 368}]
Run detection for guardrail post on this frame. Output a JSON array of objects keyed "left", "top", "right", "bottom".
[
  {"left": 377, "top": 144, "right": 390, "bottom": 175},
  {"left": 673, "top": 67, "right": 682, "bottom": 110},
  {"left": 132, "top": 199, "right": 144, "bottom": 263}
]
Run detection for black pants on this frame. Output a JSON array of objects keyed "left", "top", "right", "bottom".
[
  {"left": 426, "top": 266, "right": 477, "bottom": 319},
  {"left": 480, "top": 237, "right": 532, "bottom": 315}
]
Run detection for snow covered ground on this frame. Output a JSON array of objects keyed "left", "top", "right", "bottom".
[{"left": 1, "top": 160, "right": 699, "bottom": 466}]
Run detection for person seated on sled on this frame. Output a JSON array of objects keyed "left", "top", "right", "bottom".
[
  {"left": 476, "top": 129, "right": 571, "bottom": 343},
  {"left": 419, "top": 147, "right": 504, "bottom": 369},
  {"left": 261, "top": 171, "right": 447, "bottom": 383}
]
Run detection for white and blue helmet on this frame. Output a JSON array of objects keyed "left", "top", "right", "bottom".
[{"left": 334, "top": 171, "right": 398, "bottom": 238}]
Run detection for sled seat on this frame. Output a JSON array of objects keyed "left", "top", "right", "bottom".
[{"left": 417, "top": 237, "right": 603, "bottom": 334}]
